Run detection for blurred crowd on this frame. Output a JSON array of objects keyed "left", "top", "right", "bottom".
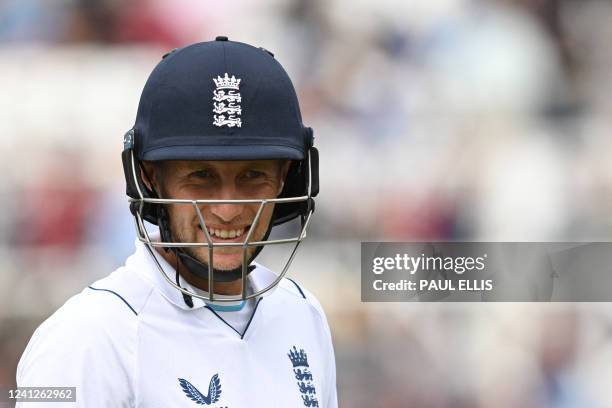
[{"left": 2, "top": 0, "right": 612, "bottom": 406}]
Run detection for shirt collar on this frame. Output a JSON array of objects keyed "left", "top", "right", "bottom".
[{"left": 128, "top": 232, "right": 279, "bottom": 311}]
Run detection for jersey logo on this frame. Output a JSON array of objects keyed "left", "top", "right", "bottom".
[
  {"left": 288, "top": 346, "right": 319, "bottom": 407},
  {"left": 178, "top": 375, "right": 226, "bottom": 406},
  {"left": 212, "top": 73, "right": 242, "bottom": 128}
]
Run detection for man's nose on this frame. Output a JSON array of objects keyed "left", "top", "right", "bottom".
[
  {"left": 208, "top": 185, "right": 243, "bottom": 223},
  {"left": 210, "top": 203, "right": 243, "bottom": 223}
]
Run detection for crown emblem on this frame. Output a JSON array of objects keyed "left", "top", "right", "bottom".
[
  {"left": 288, "top": 346, "right": 318, "bottom": 406},
  {"left": 213, "top": 73, "right": 241, "bottom": 90},
  {"left": 212, "top": 73, "right": 242, "bottom": 128},
  {"left": 288, "top": 346, "right": 309, "bottom": 368}
]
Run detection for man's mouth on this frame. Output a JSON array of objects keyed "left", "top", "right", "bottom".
[{"left": 199, "top": 225, "right": 252, "bottom": 241}]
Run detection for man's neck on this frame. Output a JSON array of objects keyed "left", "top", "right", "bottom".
[{"left": 155, "top": 247, "right": 244, "bottom": 296}]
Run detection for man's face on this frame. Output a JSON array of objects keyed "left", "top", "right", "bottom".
[{"left": 145, "top": 160, "right": 289, "bottom": 272}]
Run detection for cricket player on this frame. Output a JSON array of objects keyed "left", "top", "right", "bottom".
[{"left": 16, "top": 37, "right": 337, "bottom": 407}]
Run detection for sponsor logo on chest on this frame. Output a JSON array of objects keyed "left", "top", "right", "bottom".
[{"left": 178, "top": 374, "right": 228, "bottom": 407}]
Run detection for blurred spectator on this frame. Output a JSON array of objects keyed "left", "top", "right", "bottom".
[
  {"left": 0, "top": 0, "right": 68, "bottom": 43},
  {"left": 11, "top": 151, "right": 96, "bottom": 251}
]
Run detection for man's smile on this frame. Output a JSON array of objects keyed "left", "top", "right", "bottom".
[{"left": 198, "top": 224, "right": 254, "bottom": 242}]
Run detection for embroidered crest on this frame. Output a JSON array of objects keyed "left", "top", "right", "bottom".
[
  {"left": 178, "top": 375, "right": 227, "bottom": 407},
  {"left": 288, "top": 346, "right": 319, "bottom": 407},
  {"left": 212, "top": 73, "right": 242, "bottom": 128}
]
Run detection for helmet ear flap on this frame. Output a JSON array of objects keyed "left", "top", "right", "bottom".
[
  {"left": 302, "top": 126, "right": 319, "bottom": 197},
  {"left": 121, "top": 128, "right": 160, "bottom": 225},
  {"left": 308, "top": 146, "right": 319, "bottom": 197},
  {"left": 271, "top": 130, "right": 319, "bottom": 226},
  {"left": 122, "top": 129, "right": 140, "bottom": 202}
]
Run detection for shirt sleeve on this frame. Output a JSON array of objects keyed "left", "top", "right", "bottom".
[
  {"left": 324, "top": 327, "right": 338, "bottom": 408},
  {"left": 299, "top": 286, "right": 338, "bottom": 408},
  {"left": 16, "top": 294, "right": 136, "bottom": 407},
  {"left": 322, "top": 309, "right": 338, "bottom": 408}
]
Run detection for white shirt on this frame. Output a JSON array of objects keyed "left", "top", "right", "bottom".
[{"left": 17, "top": 238, "right": 338, "bottom": 408}]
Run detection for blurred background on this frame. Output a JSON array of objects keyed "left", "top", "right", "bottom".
[{"left": 2, "top": 0, "right": 612, "bottom": 406}]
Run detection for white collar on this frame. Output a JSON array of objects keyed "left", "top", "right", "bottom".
[{"left": 127, "top": 232, "right": 280, "bottom": 310}]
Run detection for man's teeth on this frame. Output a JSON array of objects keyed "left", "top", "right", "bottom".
[{"left": 208, "top": 228, "right": 245, "bottom": 239}]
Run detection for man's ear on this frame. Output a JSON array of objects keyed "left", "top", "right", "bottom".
[
  {"left": 140, "top": 161, "right": 159, "bottom": 193},
  {"left": 277, "top": 160, "right": 292, "bottom": 196}
]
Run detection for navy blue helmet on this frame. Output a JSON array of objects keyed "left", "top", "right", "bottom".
[
  {"left": 122, "top": 37, "right": 318, "bottom": 302},
  {"left": 123, "top": 36, "right": 318, "bottom": 227}
]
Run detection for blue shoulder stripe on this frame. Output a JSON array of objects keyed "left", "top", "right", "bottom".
[
  {"left": 286, "top": 277, "right": 306, "bottom": 299},
  {"left": 88, "top": 286, "right": 138, "bottom": 316}
]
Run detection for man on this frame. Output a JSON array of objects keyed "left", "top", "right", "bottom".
[{"left": 17, "top": 37, "right": 337, "bottom": 408}]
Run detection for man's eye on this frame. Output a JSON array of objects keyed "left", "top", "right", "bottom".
[
  {"left": 192, "top": 170, "right": 213, "bottom": 179},
  {"left": 244, "top": 170, "right": 265, "bottom": 179}
]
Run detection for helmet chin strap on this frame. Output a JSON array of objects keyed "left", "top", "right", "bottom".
[{"left": 176, "top": 250, "right": 257, "bottom": 282}]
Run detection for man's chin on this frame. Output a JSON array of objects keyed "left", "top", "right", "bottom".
[
  {"left": 208, "top": 253, "right": 244, "bottom": 271},
  {"left": 188, "top": 260, "right": 244, "bottom": 273},
  {"left": 188, "top": 255, "right": 245, "bottom": 273},
  {"left": 212, "top": 263, "right": 245, "bottom": 272}
]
